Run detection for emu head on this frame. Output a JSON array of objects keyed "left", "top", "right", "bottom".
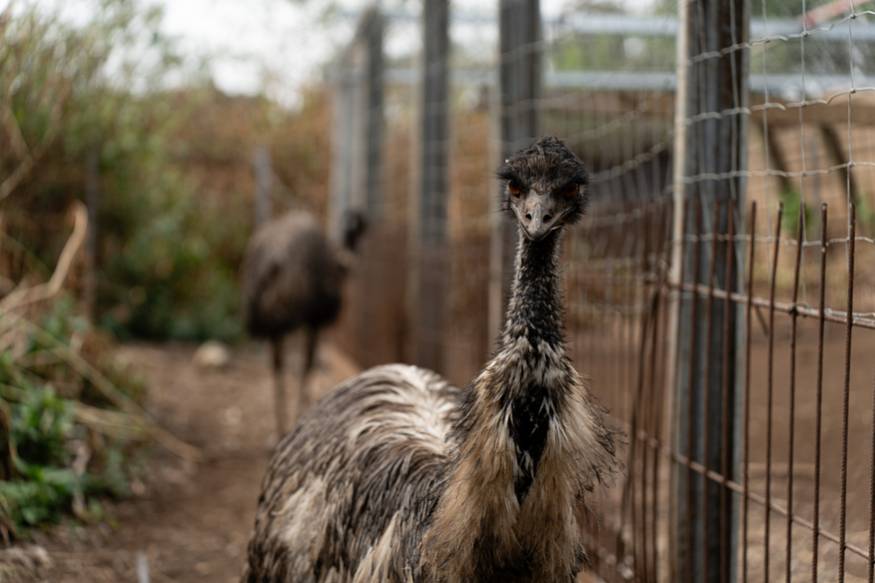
[
  {"left": 497, "top": 136, "right": 589, "bottom": 241},
  {"left": 341, "top": 209, "right": 368, "bottom": 252}
]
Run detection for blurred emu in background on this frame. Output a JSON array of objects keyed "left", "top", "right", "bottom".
[{"left": 241, "top": 210, "right": 367, "bottom": 438}]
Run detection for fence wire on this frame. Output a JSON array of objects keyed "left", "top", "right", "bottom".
[{"left": 330, "top": 1, "right": 875, "bottom": 581}]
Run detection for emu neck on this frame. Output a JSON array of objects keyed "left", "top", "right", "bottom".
[
  {"left": 495, "top": 228, "right": 569, "bottom": 503},
  {"left": 425, "top": 227, "right": 579, "bottom": 580},
  {"left": 502, "top": 229, "right": 564, "bottom": 349}
]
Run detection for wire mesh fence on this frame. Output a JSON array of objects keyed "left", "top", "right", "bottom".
[{"left": 329, "top": 1, "right": 875, "bottom": 581}]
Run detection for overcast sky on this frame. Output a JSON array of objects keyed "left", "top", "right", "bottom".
[
  {"left": 8, "top": 0, "right": 655, "bottom": 104},
  {"left": 153, "top": 0, "right": 581, "bottom": 101}
]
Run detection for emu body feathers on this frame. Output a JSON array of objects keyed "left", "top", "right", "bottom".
[
  {"left": 242, "top": 138, "right": 619, "bottom": 582},
  {"left": 243, "top": 365, "right": 457, "bottom": 582},
  {"left": 242, "top": 212, "right": 346, "bottom": 340},
  {"left": 243, "top": 350, "right": 615, "bottom": 582}
]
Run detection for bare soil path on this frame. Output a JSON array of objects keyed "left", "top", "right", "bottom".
[{"left": 13, "top": 340, "right": 358, "bottom": 583}]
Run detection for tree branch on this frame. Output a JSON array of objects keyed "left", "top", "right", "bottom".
[{"left": 0, "top": 201, "right": 88, "bottom": 312}]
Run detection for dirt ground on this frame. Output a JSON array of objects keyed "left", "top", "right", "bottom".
[{"left": 8, "top": 339, "right": 358, "bottom": 583}]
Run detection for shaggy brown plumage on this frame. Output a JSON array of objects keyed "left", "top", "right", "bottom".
[
  {"left": 242, "top": 137, "right": 620, "bottom": 582},
  {"left": 241, "top": 210, "right": 365, "bottom": 435},
  {"left": 243, "top": 213, "right": 348, "bottom": 340}
]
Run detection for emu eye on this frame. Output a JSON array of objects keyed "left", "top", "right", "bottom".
[
  {"left": 507, "top": 180, "right": 523, "bottom": 197},
  {"left": 557, "top": 183, "right": 578, "bottom": 198}
]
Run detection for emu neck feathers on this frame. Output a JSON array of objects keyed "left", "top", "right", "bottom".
[
  {"left": 423, "top": 228, "right": 583, "bottom": 581},
  {"left": 502, "top": 229, "right": 564, "bottom": 350}
]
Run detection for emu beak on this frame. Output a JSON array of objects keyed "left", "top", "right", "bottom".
[{"left": 519, "top": 195, "right": 557, "bottom": 241}]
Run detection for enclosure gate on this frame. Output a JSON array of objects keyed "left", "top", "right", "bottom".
[{"left": 331, "top": 1, "right": 875, "bottom": 581}]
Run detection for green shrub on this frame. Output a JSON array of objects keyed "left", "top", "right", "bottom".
[
  {"left": 0, "top": 298, "right": 143, "bottom": 536},
  {"left": 9, "top": 387, "right": 73, "bottom": 470},
  {"left": 0, "top": 473, "right": 78, "bottom": 528},
  {"left": 100, "top": 188, "right": 244, "bottom": 342},
  {"left": 0, "top": 383, "right": 137, "bottom": 533},
  {"left": 2, "top": 2, "right": 244, "bottom": 343}
]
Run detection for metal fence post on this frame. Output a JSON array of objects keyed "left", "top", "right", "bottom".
[
  {"left": 672, "top": 1, "right": 749, "bottom": 581},
  {"left": 329, "top": 9, "right": 383, "bottom": 236},
  {"left": 410, "top": 0, "right": 449, "bottom": 371},
  {"left": 330, "top": 63, "right": 354, "bottom": 239},
  {"left": 491, "top": 0, "right": 541, "bottom": 340},
  {"left": 363, "top": 10, "right": 384, "bottom": 221},
  {"left": 253, "top": 144, "right": 273, "bottom": 227}
]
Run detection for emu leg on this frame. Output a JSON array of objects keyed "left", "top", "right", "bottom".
[
  {"left": 271, "top": 335, "right": 288, "bottom": 438},
  {"left": 298, "top": 327, "right": 319, "bottom": 413}
]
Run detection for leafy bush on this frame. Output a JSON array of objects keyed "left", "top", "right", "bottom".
[
  {"left": 1, "top": 471, "right": 78, "bottom": 529},
  {"left": 2, "top": 387, "right": 78, "bottom": 528},
  {"left": 99, "top": 177, "right": 245, "bottom": 342},
  {"left": 1, "top": 2, "right": 245, "bottom": 343},
  {"left": 0, "top": 385, "right": 135, "bottom": 532},
  {"left": 9, "top": 388, "right": 73, "bottom": 470},
  {"left": 0, "top": 299, "right": 143, "bottom": 537},
  {"left": 2, "top": 3, "right": 333, "bottom": 343}
]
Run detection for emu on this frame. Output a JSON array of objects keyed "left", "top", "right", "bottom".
[
  {"left": 241, "top": 210, "right": 366, "bottom": 437},
  {"left": 241, "top": 137, "right": 620, "bottom": 582}
]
